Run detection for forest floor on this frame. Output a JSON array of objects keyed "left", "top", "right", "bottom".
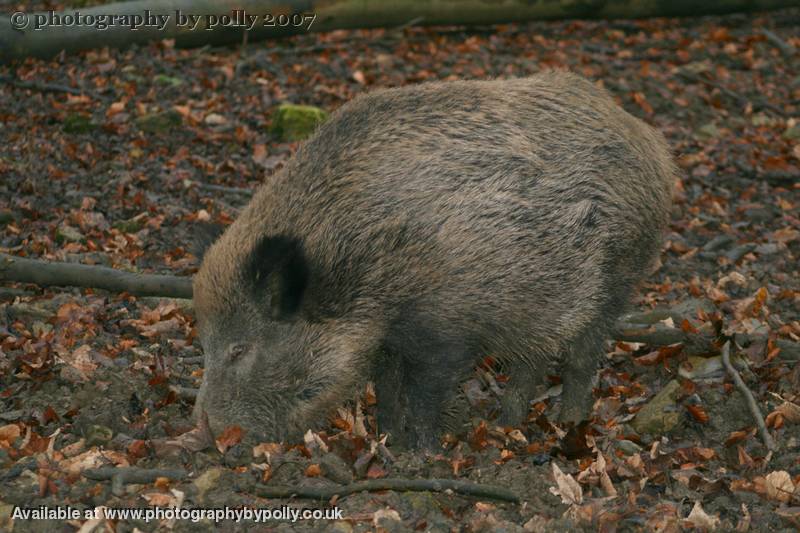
[{"left": 1, "top": 5, "right": 799, "bottom": 533}]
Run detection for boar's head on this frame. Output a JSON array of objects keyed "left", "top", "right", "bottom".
[{"left": 192, "top": 230, "right": 373, "bottom": 442}]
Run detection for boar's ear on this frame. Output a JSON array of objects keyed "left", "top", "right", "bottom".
[
  {"left": 248, "top": 235, "right": 309, "bottom": 321},
  {"left": 192, "top": 222, "right": 226, "bottom": 262}
]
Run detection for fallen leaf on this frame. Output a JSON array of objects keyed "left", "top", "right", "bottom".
[
  {"left": 59, "top": 448, "right": 129, "bottom": 475},
  {"left": 687, "top": 404, "right": 710, "bottom": 423},
  {"left": 372, "top": 508, "right": 401, "bottom": 526},
  {"left": 141, "top": 491, "right": 176, "bottom": 506},
  {"left": 252, "top": 442, "right": 284, "bottom": 461},
  {"left": 215, "top": 425, "right": 244, "bottom": 454},
  {"left": 685, "top": 501, "right": 720, "bottom": 530},
  {"left": 549, "top": 462, "right": 582, "bottom": 505},
  {"left": 765, "top": 471, "right": 795, "bottom": 503},
  {"left": 773, "top": 401, "right": 800, "bottom": 423},
  {"left": 0, "top": 424, "right": 21, "bottom": 448}
]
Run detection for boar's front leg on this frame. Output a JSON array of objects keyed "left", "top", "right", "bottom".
[
  {"left": 376, "top": 330, "right": 473, "bottom": 449},
  {"left": 557, "top": 330, "right": 603, "bottom": 424}
]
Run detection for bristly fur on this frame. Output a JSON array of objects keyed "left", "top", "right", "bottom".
[{"left": 193, "top": 70, "right": 677, "bottom": 448}]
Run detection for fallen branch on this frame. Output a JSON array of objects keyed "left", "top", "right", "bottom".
[
  {"left": 614, "top": 321, "right": 800, "bottom": 361},
  {"left": 83, "top": 467, "right": 187, "bottom": 496},
  {"left": 248, "top": 478, "right": 520, "bottom": 503},
  {"left": 614, "top": 321, "right": 717, "bottom": 355},
  {"left": 677, "top": 70, "right": 785, "bottom": 117},
  {"left": 0, "top": 74, "right": 89, "bottom": 96},
  {"left": 0, "top": 253, "right": 192, "bottom": 298},
  {"left": 733, "top": 162, "right": 800, "bottom": 186},
  {"left": 188, "top": 180, "right": 254, "bottom": 197},
  {"left": 760, "top": 28, "right": 796, "bottom": 56},
  {"left": 721, "top": 341, "right": 777, "bottom": 452}
]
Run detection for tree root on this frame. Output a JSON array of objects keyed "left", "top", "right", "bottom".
[{"left": 247, "top": 478, "right": 520, "bottom": 503}]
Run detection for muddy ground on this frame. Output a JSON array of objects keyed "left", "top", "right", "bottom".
[{"left": 1, "top": 5, "right": 799, "bottom": 532}]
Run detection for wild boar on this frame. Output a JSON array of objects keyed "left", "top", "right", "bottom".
[{"left": 192, "top": 70, "right": 676, "bottom": 448}]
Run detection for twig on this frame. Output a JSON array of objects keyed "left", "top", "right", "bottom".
[
  {"left": 176, "top": 356, "right": 204, "bottom": 366},
  {"left": 248, "top": 478, "right": 520, "bottom": 503},
  {"left": 0, "top": 74, "right": 89, "bottom": 96},
  {"left": 750, "top": 171, "right": 798, "bottom": 186},
  {"left": 0, "top": 253, "right": 192, "bottom": 298},
  {"left": 188, "top": 180, "right": 253, "bottom": 197},
  {"left": 721, "top": 341, "right": 777, "bottom": 452},
  {"left": 396, "top": 16, "right": 425, "bottom": 31},
  {"left": 261, "top": 42, "right": 345, "bottom": 56},
  {"left": 677, "top": 70, "right": 785, "bottom": 117},
  {"left": 83, "top": 467, "right": 186, "bottom": 496},
  {"left": 760, "top": 28, "right": 796, "bottom": 56},
  {"left": 733, "top": 162, "right": 799, "bottom": 187}
]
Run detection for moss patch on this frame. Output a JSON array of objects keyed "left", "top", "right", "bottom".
[{"left": 270, "top": 104, "right": 329, "bottom": 142}]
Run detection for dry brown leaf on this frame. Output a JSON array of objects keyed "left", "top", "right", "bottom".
[
  {"left": 252, "top": 442, "right": 284, "bottom": 461},
  {"left": 156, "top": 424, "right": 214, "bottom": 457},
  {"left": 576, "top": 451, "right": 617, "bottom": 497},
  {"left": 60, "top": 438, "right": 86, "bottom": 458},
  {"left": 0, "top": 424, "right": 21, "bottom": 448},
  {"left": 765, "top": 471, "right": 795, "bottom": 503},
  {"left": 215, "top": 425, "right": 244, "bottom": 454},
  {"left": 372, "top": 508, "right": 401, "bottom": 526},
  {"left": 303, "top": 430, "right": 330, "bottom": 454},
  {"left": 549, "top": 462, "right": 582, "bottom": 506},
  {"left": 774, "top": 401, "right": 800, "bottom": 423},
  {"left": 685, "top": 501, "right": 720, "bottom": 530},
  {"left": 59, "top": 344, "right": 98, "bottom": 379},
  {"left": 59, "top": 448, "right": 129, "bottom": 475},
  {"left": 141, "top": 491, "right": 175, "bottom": 507}
]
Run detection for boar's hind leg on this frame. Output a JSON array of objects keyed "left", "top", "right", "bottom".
[
  {"left": 557, "top": 330, "right": 604, "bottom": 425},
  {"left": 376, "top": 334, "right": 473, "bottom": 449},
  {"left": 497, "top": 358, "right": 551, "bottom": 427}
]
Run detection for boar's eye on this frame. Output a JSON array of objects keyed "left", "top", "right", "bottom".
[
  {"left": 226, "top": 343, "right": 249, "bottom": 362},
  {"left": 297, "top": 382, "right": 325, "bottom": 401}
]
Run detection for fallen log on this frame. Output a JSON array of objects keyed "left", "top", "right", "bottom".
[
  {"left": 0, "top": 253, "right": 192, "bottom": 298},
  {"left": 2, "top": 0, "right": 798, "bottom": 63}
]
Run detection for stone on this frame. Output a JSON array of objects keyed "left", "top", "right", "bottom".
[{"left": 632, "top": 380, "right": 682, "bottom": 435}]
